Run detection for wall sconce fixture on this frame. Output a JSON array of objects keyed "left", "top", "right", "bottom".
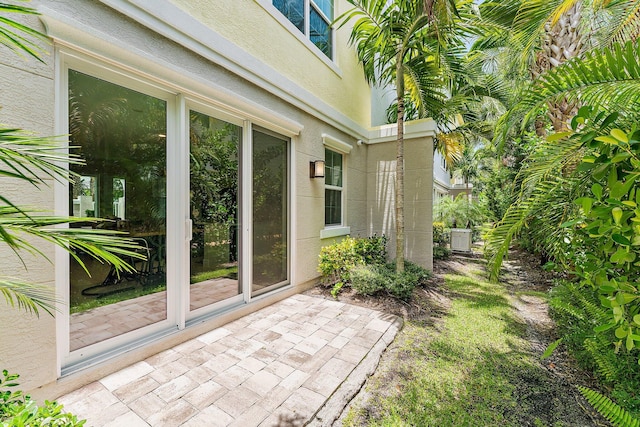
[{"left": 310, "top": 160, "right": 325, "bottom": 179}]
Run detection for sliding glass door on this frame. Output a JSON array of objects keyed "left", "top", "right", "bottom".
[
  {"left": 252, "top": 129, "right": 289, "bottom": 296},
  {"left": 62, "top": 58, "right": 291, "bottom": 366},
  {"left": 68, "top": 70, "right": 168, "bottom": 351},
  {"left": 189, "top": 110, "right": 242, "bottom": 311}
]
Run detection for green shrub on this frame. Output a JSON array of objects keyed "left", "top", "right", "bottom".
[
  {"left": 385, "top": 270, "right": 418, "bottom": 300},
  {"left": 404, "top": 261, "right": 432, "bottom": 283},
  {"left": 318, "top": 235, "right": 387, "bottom": 285},
  {"left": 433, "top": 221, "right": 449, "bottom": 246},
  {"left": 433, "top": 246, "right": 451, "bottom": 260},
  {"left": 0, "top": 370, "right": 85, "bottom": 426},
  {"left": 350, "top": 265, "right": 387, "bottom": 295}
]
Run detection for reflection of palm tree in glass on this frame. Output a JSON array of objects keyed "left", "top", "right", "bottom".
[
  {"left": 189, "top": 112, "right": 239, "bottom": 277},
  {"left": 68, "top": 70, "right": 168, "bottom": 308},
  {"left": 68, "top": 70, "right": 167, "bottom": 231}
]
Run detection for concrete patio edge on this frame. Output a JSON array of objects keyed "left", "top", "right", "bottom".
[{"left": 307, "top": 316, "right": 403, "bottom": 426}]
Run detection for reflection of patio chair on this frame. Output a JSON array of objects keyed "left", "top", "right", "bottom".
[{"left": 81, "top": 238, "right": 152, "bottom": 297}]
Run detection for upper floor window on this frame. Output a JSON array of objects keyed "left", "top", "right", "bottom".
[{"left": 273, "top": 0, "right": 333, "bottom": 58}]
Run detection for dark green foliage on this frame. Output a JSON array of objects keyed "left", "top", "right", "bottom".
[
  {"left": 0, "top": 370, "right": 85, "bottom": 426},
  {"left": 579, "top": 387, "right": 640, "bottom": 427},
  {"left": 433, "top": 246, "right": 451, "bottom": 260},
  {"left": 433, "top": 221, "right": 451, "bottom": 259},
  {"left": 549, "top": 280, "right": 640, "bottom": 416},
  {"left": 350, "top": 261, "right": 431, "bottom": 300}
]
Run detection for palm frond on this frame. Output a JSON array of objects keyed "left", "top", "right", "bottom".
[
  {"left": 600, "top": 0, "right": 640, "bottom": 47},
  {"left": 0, "top": 128, "right": 82, "bottom": 187},
  {"left": 0, "top": 277, "right": 57, "bottom": 317},
  {"left": 578, "top": 386, "right": 640, "bottom": 427},
  {"left": 0, "top": 1, "right": 47, "bottom": 61},
  {"left": 511, "top": 41, "right": 640, "bottom": 129}
]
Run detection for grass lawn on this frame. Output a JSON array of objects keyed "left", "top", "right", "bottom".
[{"left": 343, "top": 256, "right": 597, "bottom": 426}]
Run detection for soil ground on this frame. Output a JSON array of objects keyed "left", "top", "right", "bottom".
[{"left": 306, "top": 249, "right": 610, "bottom": 426}]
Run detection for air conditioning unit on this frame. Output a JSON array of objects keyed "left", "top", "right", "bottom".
[{"left": 450, "top": 228, "right": 472, "bottom": 252}]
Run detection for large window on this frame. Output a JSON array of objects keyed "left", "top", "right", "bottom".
[
  {"left": 325, "top": 148, "right": 343, "bottom": 226},
  {"left": 272, "top": 0, "right": 333, "bottom": 58}
]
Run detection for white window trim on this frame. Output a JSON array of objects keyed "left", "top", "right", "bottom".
[
  {"left": 255, "top": 0, "right": 340, "bottom": 75},
  {"left": 321, "top": 136, "right": 351, "bottom": 239}
]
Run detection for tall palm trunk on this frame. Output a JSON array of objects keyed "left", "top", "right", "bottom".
[
  {"left": 535, "top": 2, "right": 583, "bottom": 132},
  {"left": 396, "top": 58, "right": 405, "bottom": 273}
]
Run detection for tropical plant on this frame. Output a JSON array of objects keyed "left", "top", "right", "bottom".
[
  {"left": 0, "top": 370, "right": 85, "bottom": 426},
  {"left": 0, "top": 2, "right": 143, "bottom": 316},
  {"left": 336, "top": 0, "right": 469, "bottom": 272},
  {"left": 434, "top": 193, "right": 487, "bottom": 229},
  {"left": 579, "top": 387, "right": 640, "bottom": 427},
  {"left": 485, "top": 40, "right": 640, "bottom": 280}
]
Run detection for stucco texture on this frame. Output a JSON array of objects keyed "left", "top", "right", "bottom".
[
  {"left": 168, "top": 0, "right": 372, "bottom": 128},
  {"left": 367, "top": 137, "right": 434, "bottom": 270},
  {"left": 0, "top": 14, "right": 59, "bottom": 393}
]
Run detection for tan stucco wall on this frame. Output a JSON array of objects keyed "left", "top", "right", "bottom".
[
  {"left": 0, "top": 15, "right": 58, "bottom": 392},
  {"left": 168, "top": 0, "right": 372, "bottom": 128},
  {"left": 366, "top": 132, "right": 434, "bottom": 270}
]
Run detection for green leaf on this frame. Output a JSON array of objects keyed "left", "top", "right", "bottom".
[
  {"left": 615, "top": 326, "right": 628, "bottom": 339},
  {"left": 612, "top": 207, "right": 623, "bottom": 224},
  {"left": 627, "top": 334, "right": 635, "bottom": 351},
  {"left": 612, "top": 152, "right": 631, "bottom": 163},
  {"left": 611, "top": 128, "right": 629, "bottom": 143},
  {"left": 592, "top": 183, "right": 603, "bottom": 199},
  {"left": 611, "top": 248, "right": 628, "bottom": 263},
  {"left": 594, "top": 322, "right": 617, "bottom": 333},
  {"left": 575, "top": 197, "right": 595, "bottom": 215},
  {"left": 600, "top": 112, "right": 620, "bottom": 129},
  {"left": 622, "top": 201, "right": 637, "bottom": 207},
  {"left": 546, "top": 131, "right": 573, "bottom": 142},
  {"left": 595, "top": 135, "right": 621, "bottom": 145},
  {"left": 612, "top": 234, "right": 631, "bottom": 246},
  {"left": 634, "top": 314, "right": 640, "bottom": 325},
  {"left": 541, "top": 338, "right": 562, "bottom": 360}
]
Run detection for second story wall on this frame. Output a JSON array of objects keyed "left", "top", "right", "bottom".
[{"left": 169, "top": 0, "right": 372, "bottom": 130}]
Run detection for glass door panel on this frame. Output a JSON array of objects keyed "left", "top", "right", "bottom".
[
  {"left": 68, "top": 70, "right": 167, "bottom": 351},
  {"left": 252, "top": 129, "right": 288, "bottom": 295},
  {"left": 189, "top": 111, "right": 241, "bottom": 310}
]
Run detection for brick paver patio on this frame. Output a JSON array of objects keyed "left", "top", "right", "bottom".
[{"left": 58, "top": 293, "right": 402, "bottom": 426}]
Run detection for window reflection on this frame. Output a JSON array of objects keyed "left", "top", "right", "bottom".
[
  {"left": 68, "top": 70, "right": 167, "bottom": 351},
  {"left": 189, "top": 111, "right": 241, "bottom": 310}
]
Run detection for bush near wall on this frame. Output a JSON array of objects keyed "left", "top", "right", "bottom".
[
  {"left": 433, "top": 221, "right": 451, "bottom": 259},
  {"left": 318, "top": 235, "right": 431, "bottom": 300}
]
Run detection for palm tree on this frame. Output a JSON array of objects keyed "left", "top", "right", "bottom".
[
  {"left": 336, "top": 0, "right": 466, "bottom": 272},
  {"left": 477, "top": 0, "right": 640, "bottom": 138},
  {"left": 0, "top": 3, "right": 142, "bottom": 315}
]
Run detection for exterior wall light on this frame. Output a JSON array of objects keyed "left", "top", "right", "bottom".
[{"left": 310, "top": 160, "right": 325, "bottom": 178}]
